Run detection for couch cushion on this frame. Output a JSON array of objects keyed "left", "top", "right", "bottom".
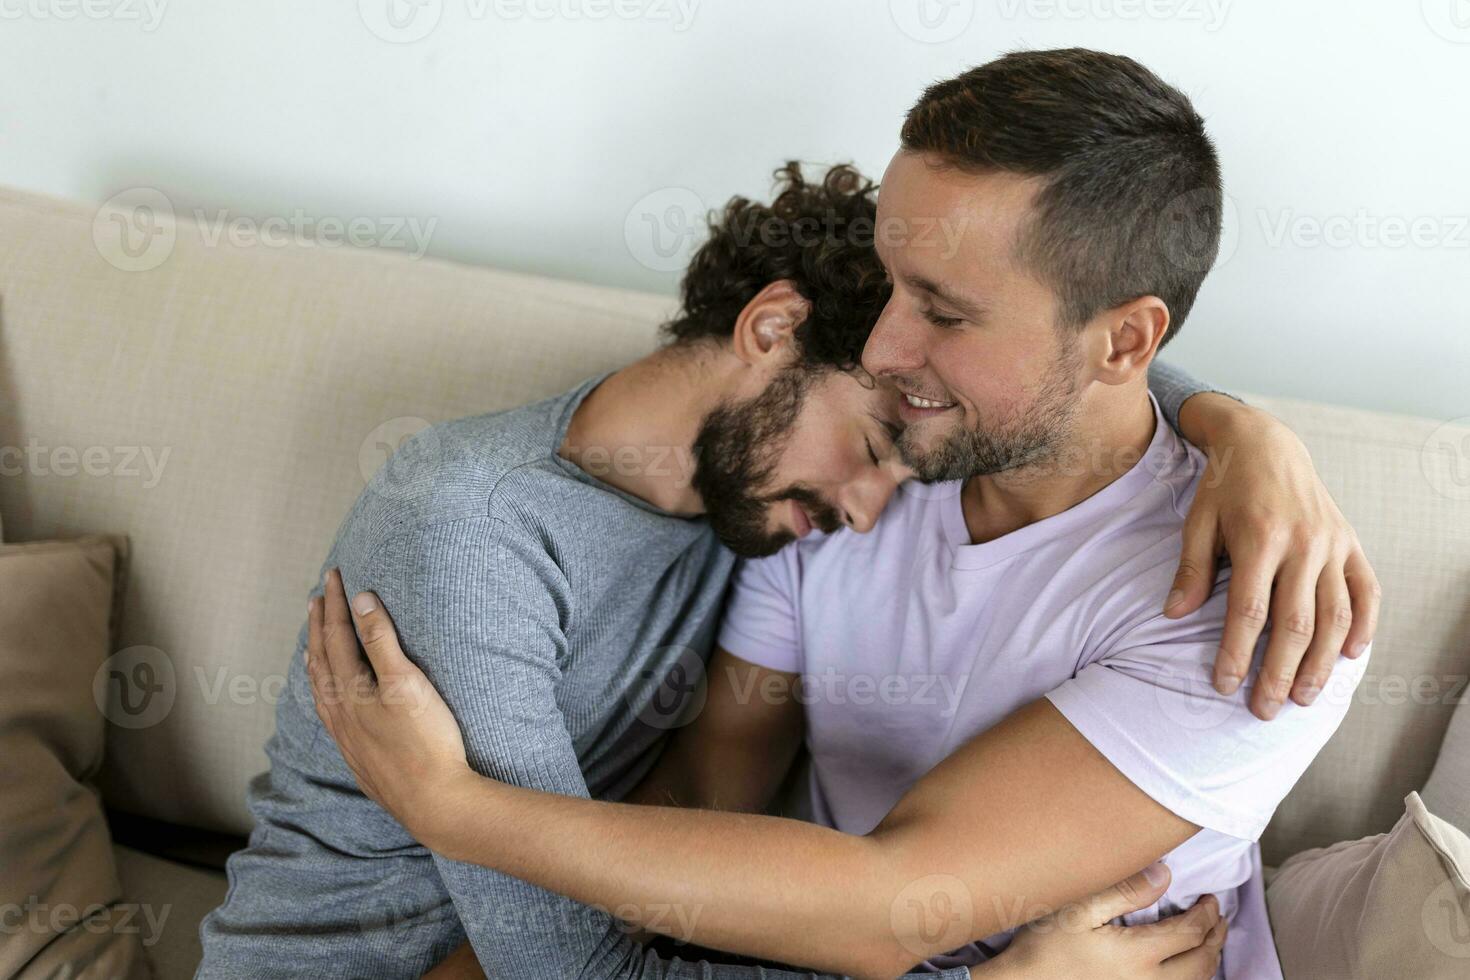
[
  {"left": 0, "top": 186, "right": 673, "bottom": 834},
  {"left": 112, "top": 845, "right": 229, "bottom": 980},
  {"left": 1248, "top": 396, "right": 1470, "bottom": 864},
  {"left": 1266, "top": 791, "right": 1470, "bottom": 978},
  {"left": 0, "top": 536, "right": 149, "bottom": 980},
  {"left": 1422, "top": 685, "right": 1470, "bottom": 839}
]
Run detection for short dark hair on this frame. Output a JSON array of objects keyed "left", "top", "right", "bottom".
[
  {"left": 662, "top": 162, "right": 889, "bottom": 372},
  {"left": 901, "top": 48, "right": 1222, "bottom": 345}
]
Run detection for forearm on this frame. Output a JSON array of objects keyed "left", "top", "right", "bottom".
[
  {"left": 1176, "top": 390, "right": 1274, "bottom": 450},
  {"left": 1147, "top": 360, "right": 1242, "bottom": 440},
  {"left": 427, "top": 776, "right": 912, "bottom": 979},
  {"left": 413, "top": 701, "right": 1196, "bottom": 980}
]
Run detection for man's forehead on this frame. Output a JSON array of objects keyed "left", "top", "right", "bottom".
[{"left": 876, "top": 151, "right": 1039, "bottom": 260}]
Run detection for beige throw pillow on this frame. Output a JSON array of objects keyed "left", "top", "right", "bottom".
[
  {"left": 0, "top": 536, "right": 150, "bottom": 980},
  {"left": 1267, "top": 791, "right": 1470, "bottom": 979}
]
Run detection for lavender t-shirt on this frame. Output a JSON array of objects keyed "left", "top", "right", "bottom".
[{"left": 717, "top": 397, "right": 1368, "bottom": 979}]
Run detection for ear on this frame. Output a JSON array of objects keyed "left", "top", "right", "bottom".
[
  {"left": 1094, "top": 296, "right": 1169, "bottom": 386},
  {"left": 730, "top": 280, "right": 811, "bottom": 368}
]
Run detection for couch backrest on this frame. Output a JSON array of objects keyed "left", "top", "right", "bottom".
[
  {"left": 2, "top": 187, "right": 1467, "bottom": 861},
  {"left": 0, "top": 187, "right": 672, "bottom": 833},
  {"left": 1248, "top": 393, "right": 1470, "bottom": 861}
]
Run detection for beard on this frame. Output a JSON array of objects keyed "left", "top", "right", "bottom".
[
  {"left": 896, "top": 337, "right": 1084, "bottom": 484},
  {"left": 691, "top": 366, "right": 845, "bottom": 558}
]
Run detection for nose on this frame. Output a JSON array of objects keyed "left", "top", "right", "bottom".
[
  {"left": 861, "top": 298, "right": 927, "bottom": 379},
  {"left": 839, "top": 467, "right": 902, "bottom": 535}
]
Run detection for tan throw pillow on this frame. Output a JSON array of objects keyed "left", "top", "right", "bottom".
[
  {"left": 1267, "top": 791, "right": 1470, "bottom": 979},
  {"left": 1423, "top": 698, "right": 1470, "bottom": 840},
  {"left": 0, "top": 536, "right": 150, "bottom": 980}
]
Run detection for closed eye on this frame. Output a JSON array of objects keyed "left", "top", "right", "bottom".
[
  {"left": 865, "top": 436, "right": 879, "bottom": 467},
  {"left": 923, "top": 308, "right": 963, "bottom": 329}
]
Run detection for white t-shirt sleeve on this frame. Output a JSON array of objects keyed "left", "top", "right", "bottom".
[
  {"left": 716, "top": 551, "right": 803, "bottom": 674},
  {"left": 1045, "top": 584, "right": 1369, "bottom": 841}
]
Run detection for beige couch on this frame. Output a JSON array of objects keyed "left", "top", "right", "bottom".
[{"left": 2, "top": 184, "right": 1468, "bottom": 978}]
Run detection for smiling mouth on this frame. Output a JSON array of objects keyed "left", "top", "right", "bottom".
[{"left": 896, "top": 387, "right": 958, "bottom": 413}]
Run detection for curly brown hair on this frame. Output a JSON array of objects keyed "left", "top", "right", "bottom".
[{"left": 660, "top": 162, "right": 890, "bottom": 373}]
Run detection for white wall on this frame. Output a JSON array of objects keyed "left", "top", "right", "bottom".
[{"left": 2, "top": 0, "right": 1465, "bottom": 421}]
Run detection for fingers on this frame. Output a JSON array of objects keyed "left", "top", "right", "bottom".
[
  {"left": 342, "top": 588, "right": 413, "bottom": 681},
  {"left": 1253, "top": 557, "right": 1320, "bottom": 720},
  {"left": 1162, "top": 913, "right": 1227, "bottom": 980},
  {"left": 1290, "top": 569, "right": 1352, "bottom": 706},
  {"left": 1166, "top": 510, "right": 1220, "bottom": 619},
  {"left": 321, "top": 568, "right": 370, "bottom": 682},
  {"left": 1214, "top": 557, "right": 1274, "bottom": 698},
  {"left": 1084, "top": 863, "right": 1172, "bottom": 926},
  {"left": 1341, "top": 548, "right": 1380, "bottom": 659},
  {"left": 1129, "top": 894, "right": 1219, "bottom": 962},
  {"left": 306, "top": 595, "right": 334, "bottom": 728}
]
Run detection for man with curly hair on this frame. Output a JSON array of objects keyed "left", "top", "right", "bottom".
[{"left": 205, "top": 119, "right": 1368, "bottom": 977}]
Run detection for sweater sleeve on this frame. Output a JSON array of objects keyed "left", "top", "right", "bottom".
[
  {"left": 1147, "top": 360, "right": 1242, "bottom": 434},
  {"left": 341, "top": 515, "right": 855, "bottom": 980}
]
